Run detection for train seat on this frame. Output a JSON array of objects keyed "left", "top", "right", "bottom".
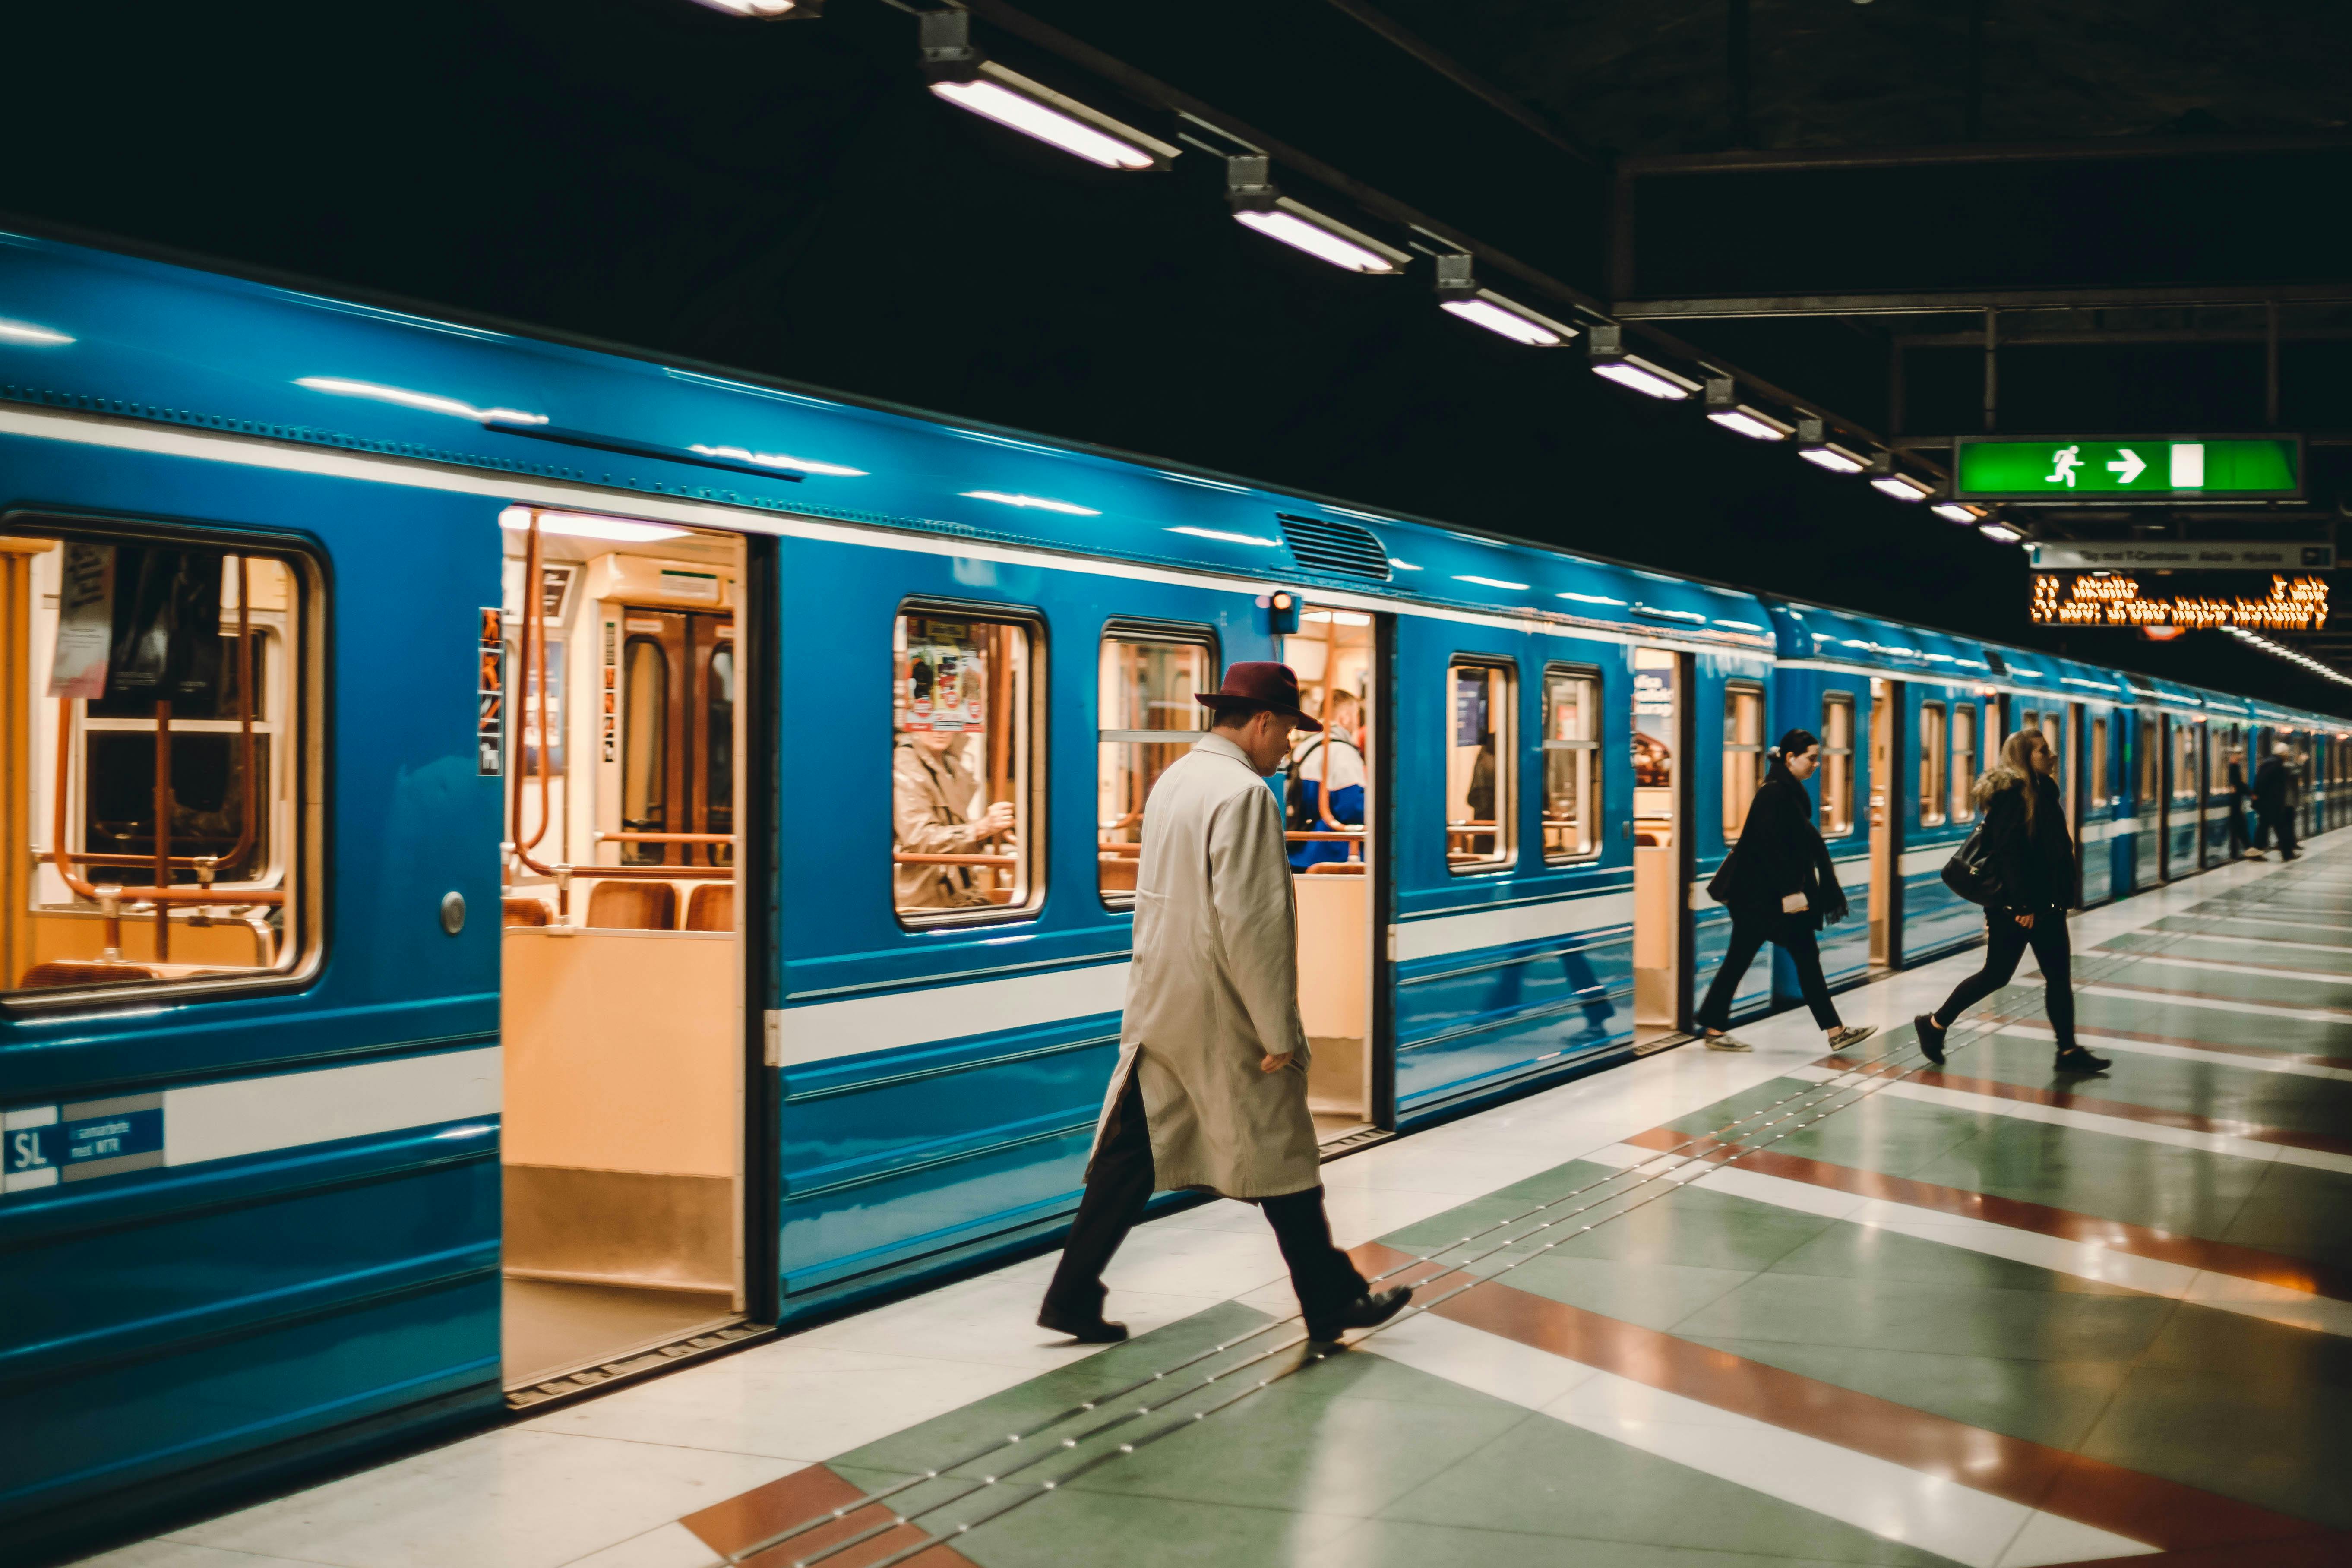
[
  {"left": 683, "top": 882, "right": 733, "bottom": 932},
  {"left": 584, "top": 881, "right": 678, "bottom": 931},
  {"left": 1098, "top": 853, "right": 1139, "bottom": 892},
  {"left": 18, "top": 959, "right": 164, "bottom": 989},
  {"left": 503, "top": 897, "right": 551, "bottom": 928},
  {"left": 1304, "top": 861, "right": 1365, "bottom": 875}
]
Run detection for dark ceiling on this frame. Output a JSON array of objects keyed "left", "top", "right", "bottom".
[{"left": 4, "top": 0, "right": 2350, "bottom": 709}]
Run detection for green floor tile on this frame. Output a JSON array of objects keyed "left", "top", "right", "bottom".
[
  {"left": 2105, "top": 930, "right": 2352, "bottom": 977},
  {"left": 2071, "top": 991, "right": 2352, "bottom": 1056},
  {"left": 2137, "top": 1298, "right": 2352, "bottom": 1386},
  {"left": 1510, "top": 1183, "right": 1838, "bottom": 1273},
  {"left": 2218, "top": 1157, "right": 2352, "bottom": 1260},
  {"left": 1909, "top": 1121, "right": 2268, "bottom": 1241},
  {"left": 1764, "top": 1217, "right": 2139, "bottom": 1296},
  {"left": 1299, "top": 1518, "right": 1924, "bottom": 1568},
  {"left": 1669, "top": 1270, "right": 2178, "bottom": 1363},
  {"left": 2078, "top": 1363, "right": 2352, "bottom": 1529},
  {"left": 1488, "top": 1252, "right": 1757, "bottom": 1330},
  {"left": 2114, "top": 959, "right": 2352, "bottom": 1010},
  {"left": 960, "top": 1489, "right": 1360, "bottom": 1568},
  {"left": 1375, "top": 1414, "right": 1960, "bottom": 1565},
  {"left": 1973, "top": 1027, "right": 2352, "bottom": 1136}
]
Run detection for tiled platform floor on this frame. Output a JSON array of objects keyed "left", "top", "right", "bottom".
[{"left": 77, "top": 843, "right": 2352, "bottom": 1568}]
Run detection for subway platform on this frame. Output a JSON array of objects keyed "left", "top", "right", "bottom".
[{"left": 77, "top": 847, "right": 2352, "bottom": 1568}]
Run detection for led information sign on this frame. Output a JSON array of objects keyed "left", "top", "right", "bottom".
[
  {"left": 2030, "top": 572, "right": 2328, "bottom": 630},
  {"left": 1957, "top": 437, "right": 2301, "bottom": 500},
  {"left": 2029, "top": 541, "right": 2334, "bottom": 572}
]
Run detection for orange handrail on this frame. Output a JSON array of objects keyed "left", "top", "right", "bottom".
[
  {"left": 596, "top": 830, "right": 735, "bottom": 845},
  {"left": 509, "top": 513, "right": 558, "bottom": 896},
  {"left": 893, "top": 852, "right": 1016, "bottom": 867}
]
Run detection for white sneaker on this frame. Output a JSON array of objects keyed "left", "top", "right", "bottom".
[{"left": 1703, "top": 1033, "right": 1753, "bottom": 1052}]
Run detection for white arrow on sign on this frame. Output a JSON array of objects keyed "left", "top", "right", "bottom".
[{"left": 2107, "top": 448, "right": 2147, "bottom": 484}]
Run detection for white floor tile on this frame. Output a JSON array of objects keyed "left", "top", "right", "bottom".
[
  {"left": 71, "top": 1543, "right": 343, "bottom": 1568},
  {"left": 556, "top": 1523, "right": 720, "bottom": 1568}
]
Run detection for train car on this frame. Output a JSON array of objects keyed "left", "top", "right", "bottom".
[
  {"left": 3, "top": 231, "right": 2344, "bottom": 1560},
  {"left": 2199, "top": 693, "right": 2254, "bottom": 866}
]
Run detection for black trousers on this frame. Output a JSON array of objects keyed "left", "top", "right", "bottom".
[
  {"left": 1931, "top": 907, "right": 2076, "bottom": 1050},
  {"left": 1043, "top": 1068, "right": 1370, "bottom": 1334},
  {"left": 2225, "top": 803, "right": 2250, "bottom": 856},
  {"left": 1695, "top": 914, "right": 1840, "bottom": 1033},
  {"left": 2258, "top": 807, "right": 2300, "bottom": 859}
]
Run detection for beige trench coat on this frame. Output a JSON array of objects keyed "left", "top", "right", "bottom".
[{"left": 1093, "top": 731, "right": 1319, "bottom": 1199}]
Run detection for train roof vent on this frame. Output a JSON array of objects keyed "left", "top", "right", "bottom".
[
  {"left": 1983, "top": 649, "right": 2009, "bottom": 676},
  {"left": 1276, "top": 514, "right": 1391, "bottom": 582}
]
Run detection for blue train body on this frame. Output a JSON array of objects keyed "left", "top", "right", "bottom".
[{"left": 0, "top": 231, "right": 2343, "bottom": 1561}]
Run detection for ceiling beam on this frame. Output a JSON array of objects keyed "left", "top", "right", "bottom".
[
  {"left": 1616, "top": 283, "right": 2352, "bottom": 319},
  {"left": 1619, "top": 133, "right": 2352, "bottom": 177}
]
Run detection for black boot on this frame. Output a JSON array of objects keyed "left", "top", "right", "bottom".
[
  {"left": 1037, "top": 1302, "right": 1129, "bottom": 1343},
  {"left": 2054, "top": 1045, "right": 2112, "bottom": 1075},
  {"left": 1913, "top": 1013, "right": 1948, "bottom": 1066},
  {"left": 1306, "top": 1286, "right": 1412, "bottom": 1345}
]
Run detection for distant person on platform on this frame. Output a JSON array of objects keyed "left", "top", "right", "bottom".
[
  {"left": 1695, "top": 729, "right": 1878, "bottom": 1056},
  {"left": 2254, "top": 742, "right": 2300, "bottom": 861},
  {"left": 1038, "top": 662, "right": 1411, "bottom": 1347},
  {"left": 2225, "top": 747, "right": 2252, "bottom": 860},
  {"left": 1916, "top": 728, "right": 2112, "bottom": 1076}
]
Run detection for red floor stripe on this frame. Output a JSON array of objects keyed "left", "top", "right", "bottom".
[
  {"left": 1353, "top": 1242, "right": 2326, "bottom": 1554},
  {"left": 681, "top": 1463, "right": 979, "bottom": 1568},
  {"left": 1620, "top": 1126, "right": 2351, "bottom": 1300},
  {"left": 1811, "top": 1056, "right": 2352, "bottom": 1158}
]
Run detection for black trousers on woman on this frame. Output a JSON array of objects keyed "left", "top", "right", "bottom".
[
  {"left": 1695, "top": 914, "right": 1840, "bottom": 1033},
  {"left": 1930, "top": 907, "right": 2076, "bottom": 1047}
]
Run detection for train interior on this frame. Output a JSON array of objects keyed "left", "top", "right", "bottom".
[
  {"left": 495, "top": 507, "right": 747, "bottom": 1391},
  {"left": 1630, "top": 648, "right": 1681, "bottom": 1041},
  {"left": 1281, "top": 606, "right": 1378, "bottom": 1145}
]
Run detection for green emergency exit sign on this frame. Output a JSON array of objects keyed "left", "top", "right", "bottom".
[{"left": 1954, "top": 436, "right": 2301, "bottom": 500}]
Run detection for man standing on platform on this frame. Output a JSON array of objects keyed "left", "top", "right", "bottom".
[
  {"left": 2255, "top": 742, "right": 2301, "bottom": 861},
  {"left": 1039, "top": 662, "right": 1412, "bottom": 1347},
  {"left": 2225, "top": 747, "right": 2252, "bottom": 860}
]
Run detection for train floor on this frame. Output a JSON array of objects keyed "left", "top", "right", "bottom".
[{"left": 75, "top": 844, "right": 2352, "bottom": 1568}]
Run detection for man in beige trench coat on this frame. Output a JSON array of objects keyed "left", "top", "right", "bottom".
[{"left": 1039, "top": 662, "right": 1412, "bottom": 1345}]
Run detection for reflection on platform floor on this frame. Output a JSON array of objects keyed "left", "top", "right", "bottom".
[{"left": 502, "top": 1279, "right": 738, "bottom": 1390}]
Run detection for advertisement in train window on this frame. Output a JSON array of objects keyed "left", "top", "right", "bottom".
[
  {"left": 1453, "top": 666, "right": 1487, "bottom": 746},
  {"left": 904, "top": 617, "right": 987, "bottom": 734}
]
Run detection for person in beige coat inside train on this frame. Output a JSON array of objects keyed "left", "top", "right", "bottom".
[{"left": 1038, "top": 661, "right": 1413, "bottom": 1345}]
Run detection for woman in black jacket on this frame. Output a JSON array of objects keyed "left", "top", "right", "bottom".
[
  {"left": 1916, "top": 727, "right": 2112, "bottom": 1074},
  {"left": 1697, "top": 730, "right": 1878, "bottom": 1053}
]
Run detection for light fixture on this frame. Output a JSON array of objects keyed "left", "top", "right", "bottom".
[
  {"left": 1794, "top": 417, "right": 1867, "bottom": 474},
  {"left": 1227, "top": 156, "right": 1410, "bottom": 275},
  {"left": 688, "top": 443, "right": 866, "bottom": 477},
  {"left": 1703, "top": 379, "right": 1793, "bottom": 441},
  {"left": 688, "top": 0, "right": 812, "bottom": 15},
  {"left": 920, "top": 12, "right": 1177, "bottom": 171},
  {"left": 1932, "top": 502, "right": 1984, "bottom": 525},
  {"left": 1865, "top": 457, "right": 1934, "bottom": 503},
  {"left": 1585, "top": 325, "right": 1698, "bottom": 401},
  {"left": 962, "top": 490, "right": 1101, "bottom": 516},
  {"left": 1432, "top": 254, "right": 1576, "bottom": 347},
  {"left": 297, "top": 376, "right": 547, "bottom": 425},
  {"left": 1979, "top": 522, "right": 2023, "bottom": 544},
  {"left": 0, "top": 319, "right": 74, "bottom": 346},
  {"left": 499, "top": 507, "right": 688, "bottom": 544}
]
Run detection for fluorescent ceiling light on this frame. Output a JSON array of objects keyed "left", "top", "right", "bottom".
[
  {"left": 499, "top": 507, "right": 688, "bottom": 544},
  {"left": 1798, "top": 443, "right": 1867, "bottom": 475},
  {"left": 1931, "top": 502, "right": 1981, "bottom": 524},
  {"left": 1169, "top": 525, "right": 1281, "bottom": 547},
  {"left": 1558, "top": 591, "right": 1627, "bottom": 606},
  {"left": 919, "top": 13, "right": 1175, "bottom": 171},
  {"left": 1707, "top": 405, "right": 1792, "bottom": 441},
  {"left": 297, "top": 376, "right": 547, "bottom": 425},
  {"left": 691, "top": 0, "right": 799, "bottom": 13},
  {"left": 1869, "top": 472, "right": 1934, "bottom": 502},
  {"left": 1591, "top": 356, "right": 1698, "bottom": 401},
  {"left": 1979, "top": 522, "right": 2023, "bottom": 544},
  {"left": 689, "top": 443, "right": 866, "bottom": 476},
  {"left": 1233, "top": 206, "right": 1404, "bottom": 274},
  {"left": 1439, "top": 296, "right": 1572, "bottom": 346},
  {"left": 0, "top": 319, "right": 73, "bottom": 345},
  {"left": 963, "top": 490, "right": 1100, "bottom": 515},
  {"left": 1454, "top": 574, "right": 1530, "bottom": 591}
]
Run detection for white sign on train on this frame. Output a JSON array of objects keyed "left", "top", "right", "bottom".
[{"left": 2028, "top": 541, "right": 2335, "bottom": 571}]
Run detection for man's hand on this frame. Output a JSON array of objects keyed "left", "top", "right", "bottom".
[
  {"left": 1781, "top": 891, "right": 1809, "bottom": 914},
  {"left": 1259, "top": 1053, "right": 1291, "bottom": 1074},
  {"left": 2015, "top": 911, "right": 2036, "bottom": 929},
  {"left": 972, "top": 800, "right": 1018, "bottom": 841}
]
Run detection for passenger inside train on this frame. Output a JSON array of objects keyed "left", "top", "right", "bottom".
[{"left": 895, "top": 610, "right": 1033, "bottom": 919}]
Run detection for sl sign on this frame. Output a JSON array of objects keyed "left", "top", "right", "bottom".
[{"left": 1955, "top": 436, "right": 2301, "bottom": 501}]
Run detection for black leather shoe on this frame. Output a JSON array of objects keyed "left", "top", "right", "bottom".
[
  {"left": 2054, "top": 1045, "right": 2112, "bottom": 1075},
  {"left": 1306, "top": 1286, "right": 1412, "bottom": 1345},
  {"left": 1037, "top": 1304, "right": 1129, "bottom": 1344},
  {"left": 1913, "top": 1013, "right": 1947, "bottom": 1066}
]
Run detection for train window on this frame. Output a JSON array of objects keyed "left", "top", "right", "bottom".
[
  {"left": 2172, "top": 720, "right": 2197, "bottom": 803},
  {"left": 2137, "top": 714, "right": 2159, "bottom": 810},
  {"left": 2089, "top": 716, "right": 2109, "bottom": 806},
  {"left": 1820, "top": 693, "right": 1855, "bottom": 838},
  {"left": 2207, "top": 724, "right": 2235, "bottom": 793},
  {"left": 1541, "top": 665, "right": 1601, "bottom": 862},
  {"left": 5, "top": 527, "right": 316, "bottom": 997},
  {"left": 1918, "top": 702, "right": 1948, "bottom": 827},
  {"left": 1446, "top": 658, "right": 1513, "bottom": 873},
  {"left": 1720, "top": 683, "right": 1765, "bottom": 839},
  {"left": 1950, "top": 703, "right": 1977, "bottom": 822},
  {"left": 892, "top": 608, "right": 1038, "bottom": 924},
  {"left": 620, "top": 636, "right": 669, "bottom": 859},
  {"left": 1098, "top": 629, "right": 1214, "bottom": 907}
]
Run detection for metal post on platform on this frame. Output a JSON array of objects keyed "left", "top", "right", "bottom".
[{"left": 1982, "top": 308, "right": 1998, "bottom": 433}]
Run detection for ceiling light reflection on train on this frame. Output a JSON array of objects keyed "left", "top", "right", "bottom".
[
  {"left": 1433, "top": 255, "right": 1575, "bottom": 347},
  {"left": 961, "top": 490, "right": 1101, "bottom": 515},
  {"left": 497, "top": 507, "right": 689, "bottom": 544},
  {"left": 1702, "top": 379, "right": 1791, "bottom": 440},
  {"left": 0, "top": 318, "right": 74, "bottom": 345},
  {"left": 1585, "top": 326, "right": 1698, "bottom": 401},
  {"left": 1227, "top": 156, "right": 1410, "bottom": 275},
  {"left": 920, "top": 12, "right": 1177, "bottom": 171},
  {"left": 296, "top": 376, "right": 547, "bottom": 425},
  {"left": 687, "top": 443, "right": 866, "bottom": 477},
  {"left": 1302, "top": 610, "right": 1373, "bottom": 626},
  {"left": 1168, "top": 526, "right": 1282, "bottom": 547}
]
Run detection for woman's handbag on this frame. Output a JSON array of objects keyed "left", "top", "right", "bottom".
[{"left": 1941, "top": 819, "right": 2000, "bottom": 906}]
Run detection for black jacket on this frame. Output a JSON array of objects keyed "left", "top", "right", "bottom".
[
  {"left": 1979, "top": 769, "right": 2074, "bottom": 910},
  {"left": 1708, "top": 772, "right": 1848, "bottom": 929},
  {"left": 2254, "top": 755, "right": 2295, "bottom": 816}
]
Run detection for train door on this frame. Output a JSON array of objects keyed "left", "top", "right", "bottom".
[
  {"left": 1867, "top": 677, "right": 1897, "bottom": 967},
  {"left": 1630, "top": 648, "right": 1684, "bottom": 1041},
  {"left": 1281, "top": 605, "right": 1383, "bottom": 1148},
  {"left": 496, "top": 509, "right": 756, "bottom": 1402},
  {"left": 2134, "top": 709, "right": 2161, "bottom": 887},
  {"left": 1808, "top": 681, "right": 1871, "bottom": 988},
  {"left": 2082, "top": 706, "right": 2114, "bottom": 904}
]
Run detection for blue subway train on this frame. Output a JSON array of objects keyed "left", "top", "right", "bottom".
[{"left": 2, "top": 231, "right": 2344, "bottom": 1559}]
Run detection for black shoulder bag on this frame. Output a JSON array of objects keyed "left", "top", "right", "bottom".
[{"left": 1941, "top": 817, "right": 2001, "bottom": 907}]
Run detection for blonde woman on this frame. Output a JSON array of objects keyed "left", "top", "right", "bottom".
[{"left": 1916, "top": 728, "right": 2111, "bottom": 1075}]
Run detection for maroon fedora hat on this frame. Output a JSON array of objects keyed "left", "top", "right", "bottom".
[{"left": 1193, "top": 661, "right": 1322, "bottom": 731}]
